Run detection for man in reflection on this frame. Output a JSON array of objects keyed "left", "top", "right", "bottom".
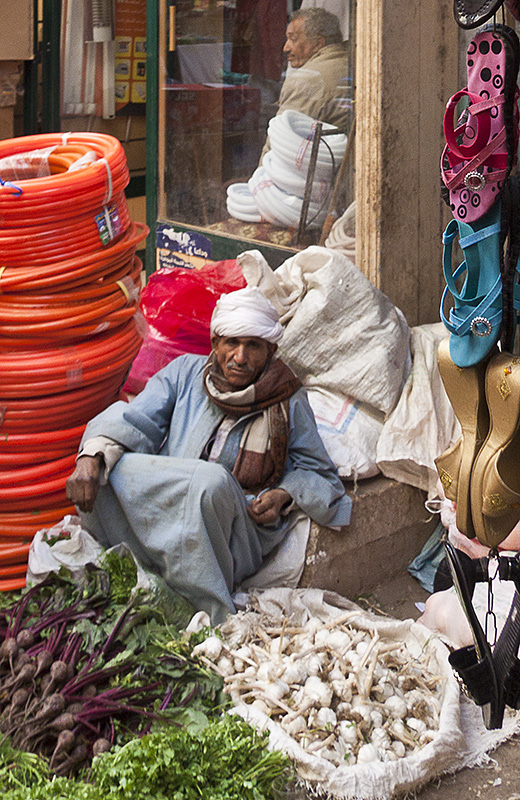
[{"left": 261, "top": 7, "right": 349, "bottom": 158}]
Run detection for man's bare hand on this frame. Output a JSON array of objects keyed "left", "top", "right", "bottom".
[
  {"left": 247, "top": 488, "right": 291, "bottom": 525},
  {"left": 66, "top": 455, "right": 103, "bottom": 513}
]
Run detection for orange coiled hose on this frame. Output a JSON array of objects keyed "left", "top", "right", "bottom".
[
  {"left": 0, "top": 223, "right": 146, "bottom": 293},
  {"left": 0, "top": 133, "right": 129, "bottom": 212},
  {"left": 0, "top": 378, "right": 123, "bottom": 433},
  {"left": 0, "top": 133, "right": 149, "bottom": 585},
  {"left": 0, "top": 200, "right": 132, "bottom": 266}
]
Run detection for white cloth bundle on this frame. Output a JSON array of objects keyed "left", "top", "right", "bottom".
[{"left": 211, "top": 286, "right": 284, "bottom": 343}]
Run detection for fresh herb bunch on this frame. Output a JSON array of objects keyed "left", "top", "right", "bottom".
[{"left": 0, "top": 716, "right": 291, "bottom": 800}]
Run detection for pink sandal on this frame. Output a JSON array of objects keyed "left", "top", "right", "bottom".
[{"left": 441, "top": 25, "right": 519, "bottom": 223}]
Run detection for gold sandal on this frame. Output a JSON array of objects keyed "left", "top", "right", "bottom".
[
  {"left": 470, "top": 352, "right": 520, "bottom": 548},
  {"left": 435, "top": 337, "right": 492, "bottom": 538}
]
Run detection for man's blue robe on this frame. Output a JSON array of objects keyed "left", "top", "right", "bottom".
[{"left": 78, "top": 355, "right": 351, "bottom": 622}]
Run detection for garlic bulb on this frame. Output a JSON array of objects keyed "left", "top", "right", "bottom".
[
  {"left": 303, "top": 675, "right": 333, "bottom": 706},
  {"left": 283, "top": 714, "right": 307, "bottom": 736},
  {"left": 192, "top": 636, "right": 223, "bottom": 660},
  {"left": 384, "top": 695, "right": 407, "bottom": 719},
  {"left": 315, "top": 707, "right": 337, "bottom": 728},
  {"left": 338, "top": 720, "right": 358, "bottom": 746},
  {"left": 357, "top": 743, "right": 380, "bottom": 763}
]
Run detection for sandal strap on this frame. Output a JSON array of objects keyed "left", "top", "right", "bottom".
[
  {"left": 443, "top": 128, "right": 508, "bottom": 191},
  {"left": 441, "top": 218, "right": 502, "bottom": 336},
  {"left": 442, "top": 217, "right": 500, "bottom": 298},
  {"left": 447, "top": 289, "right": 502, "bottom": 335},
  {"left": 441, "top": 278, "right": 502, "bottom": 335},
  {"left": 444, "top": 89, "right": 493, "bottom": 158}
]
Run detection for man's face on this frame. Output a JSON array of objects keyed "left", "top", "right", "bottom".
[
  {"left": 211, "top": 336, "right": 277, "bottom": 388},
  {"left": 283, "top": 18, "right": 323, "bottom": 68}
]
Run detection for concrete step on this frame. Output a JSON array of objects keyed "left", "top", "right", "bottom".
[{"left": 299, "top": 474, "right": 436, "bottom": 600}]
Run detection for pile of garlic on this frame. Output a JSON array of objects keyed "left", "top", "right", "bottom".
[{"left": 192, "top": 609, "right": 443, "bottom": 766}]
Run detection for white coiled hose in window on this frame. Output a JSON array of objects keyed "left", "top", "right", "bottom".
[
  {"left": 226, "top": 182, "right": 264, "bottom": 223},
  {"left": 249, "top": 167, "right": 329, "bottom": 229},
  {"left": 226, "top": 109, "right": 347, "bottom": 229},
  {"left": 262, "top": 150, "right": 330, "bottom": 204},
  {"left": 267, "top": 110, "right": 347, "bottom": 173}
]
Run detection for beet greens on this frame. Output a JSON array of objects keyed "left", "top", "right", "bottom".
[{"left": 0, "top": 555, "right": 225, "bottom": 777}]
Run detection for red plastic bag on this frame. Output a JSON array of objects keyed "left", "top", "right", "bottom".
[{"left": 124, "top": 260, "right": 246, "bottom": 394}]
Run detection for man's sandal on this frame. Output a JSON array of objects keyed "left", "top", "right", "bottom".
[
  {"left": 441, "top": 25, "right": 519, "bottom": 224},
  {"left": 441, "top": 202, "right": 503, "bottom": 367},
  {"left": 470, "top": 351, "right": 520, "bottom": 548},
  {"left": 435, "top": 337, "right": 493, "bottom": 537},
  {"left": 453, "top": 1, "right": 520, "bottom": 29},
  {"left": 443, "top": 537, "right": 504, "bottom": 729}
]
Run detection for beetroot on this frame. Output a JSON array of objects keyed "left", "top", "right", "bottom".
[
  {"left": 0, "top": 638, "right": 19, "bottom": 668},
  {"left": 48, "top": 713, "right": 74, "bottom": 732},
  {"left": 92, "top": 737, "right": 111, "bottom": 757},
  {"left": 50, "top": 729, "right": 75, "bottom": 766},
  {"left": 33, "top": 693, "right": 66, "bottom": 723},
  {"left": 16, "top": 630, "right": 35, "bottom": 650},
  {"left": 34, "top": 650, "right": 53, "bottom": 677}
]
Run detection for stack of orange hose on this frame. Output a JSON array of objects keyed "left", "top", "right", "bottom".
[{"left": 0, "top": 133, "right": 148, "bottom": 589}]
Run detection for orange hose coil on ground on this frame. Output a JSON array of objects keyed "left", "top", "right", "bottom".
[{"left": 0, "top": 133, "right": 149, "bottom": 585}]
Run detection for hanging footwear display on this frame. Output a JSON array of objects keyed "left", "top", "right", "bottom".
[
  {"left": 441, "top": 25, "right": 519, "bottom": 223},
  {"left": 443, "top": 538, "right": 504, "bottom": 729},
  {"left": 454, "top": 0, "right": 508, "bottom": 29},
  {"left": 440, "top": 202, "right": 504, "bottom": 366},
  {"left": 470, "top": 351, "right": 520, "bottom": 548},
  {"left": 453, "top": 0, "right": 520, "bottom": 28},
  {"left": 439, "top": 4, "right": 520, "bottom": 733}
]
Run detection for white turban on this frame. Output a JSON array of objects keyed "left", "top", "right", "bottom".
[{"left": 210, "top": 286, "right": 284, "bottom": 344}]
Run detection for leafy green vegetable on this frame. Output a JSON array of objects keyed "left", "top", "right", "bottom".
[
  {"left": 0, "top": 553, "right": 293, "bottom": 798},
  {"left": 97, "top": 549, "right": 137, "bottom": 605},
  {"left": 0, "top": 738, "right": 50, "bottom": 790},
  {"left": 0, "top": 716, "right": 291, "bottom": 800}
]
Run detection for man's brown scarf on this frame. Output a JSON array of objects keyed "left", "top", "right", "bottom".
[{"left": 203, "top": 352, "right": 301, "bottom": 493}]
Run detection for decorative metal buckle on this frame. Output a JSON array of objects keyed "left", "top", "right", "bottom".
[
  {"left": 471, "top": 316, "right": 492, "bottom": 337},
  {"left": 464, "top": 171, "right": 486, "bottom": 192}
]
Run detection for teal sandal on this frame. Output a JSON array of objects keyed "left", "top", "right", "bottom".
[{"left": 441, "top": 203, "right": 503, "bottom": 367}]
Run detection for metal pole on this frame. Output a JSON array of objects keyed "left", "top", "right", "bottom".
[
  {"left": 297, "top": 121, "right": 323, "bottom": 246},
  {"left": 41, "top": 0, "right": 62, "bottom": 132},
  {"left": 145, "top": 0, "right": 159, "bottom": 274}
]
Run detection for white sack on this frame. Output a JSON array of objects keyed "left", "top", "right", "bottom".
[
  {"left": 306, "top": 386, "right": 383, "bottom": 479},
  {"left": 376, "top": 324, "right": 461, "bottom": 497},
  {"left": 223, "top": 587, "right": 463, "bottom": 800},
  {"left": 239, "top": 246, "right": 410, "bottom": 415},
  {"left": 325, "top": 200, "right": 356, "bottom": 263}
]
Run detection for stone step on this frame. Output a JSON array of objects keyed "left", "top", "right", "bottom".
[{"left": 299, "top": 475, "right": 436, "bottom": 600}]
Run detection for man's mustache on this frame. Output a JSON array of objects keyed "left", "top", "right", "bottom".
[{"left": 226, "top": 360, "right": 254, "bottom": 373}]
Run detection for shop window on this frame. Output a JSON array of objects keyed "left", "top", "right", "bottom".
[
  {"left": 59, "top": 0, "right": 147, "bottom": 193},
  {"left": 157, "top": 0, "right": 355, "bottom": 256}
]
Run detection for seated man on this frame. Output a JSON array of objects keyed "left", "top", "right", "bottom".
[
  {"left": 66, "top": 287, "right": 351, "bottom": 624},
  {"left": 261, "top": 7, "right": 349, "bottom": 159}
]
